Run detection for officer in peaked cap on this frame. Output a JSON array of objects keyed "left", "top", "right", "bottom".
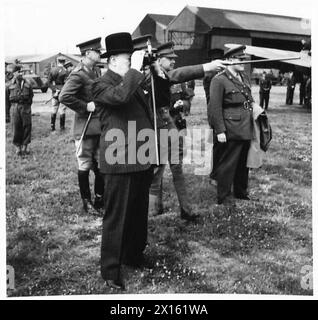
[
  {"left": 208, "top": 44, "right": 255, "bottom": 205},
  {"left": 76, "top": 37, "right": 103, "bottom": 55},
  {"left": 157, "top": 41, "right": 178, "bottom": 58},
  {"left": 59, "top": 37, "right": 104, "bottom": 216},
  {"left": 145, "top": 41, "right": 225, "bottom": 221},
  {"left": 223, "top": 44, "right": 248, "bottom": 59}
]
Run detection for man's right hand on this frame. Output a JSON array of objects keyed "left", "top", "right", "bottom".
[
  {"left": 217, "top": 132, "right": 227, "bottom": 143},
  {"left": 203, "top": 59, "right": 226, "bottom": 73},
  {"left": 87, "top": 101, "right": 96, "bottom": 112}
]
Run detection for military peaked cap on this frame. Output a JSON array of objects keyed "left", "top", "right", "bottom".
[
  {"left": 157, "top": 41, "right": 178, "bottom": 58},
  {"left": 76, "top": 37, "right": 102, "bottom": 55},
  {"left": 223, "top": 45, "right": 248, "bottom": 59}
]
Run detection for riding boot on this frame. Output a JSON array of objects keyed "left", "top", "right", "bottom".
[
  {"left": 60, "top": 114, "right": 65, "bottom": 130},
  {"left": 78, "top": 170, "right": 92, "bottom": 213},
  {"left": 51, "top": 114, "right": 56, "bottom": 131}
]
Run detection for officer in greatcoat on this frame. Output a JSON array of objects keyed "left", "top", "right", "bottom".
[
  {"left": 59, "top": 38, "right": 104, "bottom": 214},
  {"left": 208, "top": 45, "right": 254, "bottom": 205}
]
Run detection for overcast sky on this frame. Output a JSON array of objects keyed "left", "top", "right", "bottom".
[{"left": 1, "top": 0, "right": 314, "bottom": 57}]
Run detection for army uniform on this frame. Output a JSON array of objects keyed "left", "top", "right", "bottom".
[
  {"left": 147, "top": 42, "right": 205, "bottom": 221},
  {"left": 286, "top": 73, "right": 296, "bottom": 105},
  {"left": 5, "top": 70, "right": 14, "bottom": 123},
  {"left": 59, "top": 38, "right": 104, "bottom": 213},
  {"left": 259, "top": 76, "right": 271, "bottom": 110},
  {"left": 208, "top": 46, "right": 254, "bottom": 204},
  {"left": 7, "top": 70, "right": 33, "bottom": 154},
  {"left": 48, "top": 60, "right": 68, "bottom": 130}
]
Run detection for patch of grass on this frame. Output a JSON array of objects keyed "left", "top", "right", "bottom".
[{"left": 6, "top": 86, "right": 312, "bottom": 296}]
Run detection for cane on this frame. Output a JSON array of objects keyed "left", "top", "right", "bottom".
[
  {"left": 147, "top": 39, "right": 160, "bottom": 166},
  {"left": 76, "top": 112, "right": 92, "bottom": 156}
]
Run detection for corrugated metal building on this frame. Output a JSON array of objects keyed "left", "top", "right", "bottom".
[
  {"left": 132, "top": 13, "right": 176, "bottom": 46},
  {"left": 167, "top": 6, "right": 311, "bottom": 67}
]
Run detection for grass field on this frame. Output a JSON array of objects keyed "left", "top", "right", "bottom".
[{"left": 6, "top": 84, "right": 312, "bottom": 296}]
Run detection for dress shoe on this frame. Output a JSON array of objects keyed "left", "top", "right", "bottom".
[
  {"left": 82, "top": 199, "right": 95, "bottom": 214},
  {"left": 105, "top": 279, "right": 125, "bottom": 290},
  {"left": 93, "top": 194, "right": 104, "bottom": 211},
  {"left": 180, "top": 208, "right": 199, "bottom": 222}
]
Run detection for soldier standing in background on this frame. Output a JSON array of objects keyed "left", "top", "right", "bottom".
[
  {"left": 59, "top": 38, "right": 104, "bottom": 214},
  {"left": 6, "top": 64, "right": 34, "bottom": 156},
  {"left": 259, "top": 72, "right": 272, "bottom": 110},
  {"left": 286, "top": 71, "right": 296, "bottom": 105},
  {"left": 299, "top": 74, "right": 308, "bottom": 105},
  {"left": 48, "top": 57, "right": 68, "bottom": 131},
  {"left": 208, "top": 45, "right": 254, "bottom": 205},
  {"left": 5, "top": 63, "right": 14, "bottom": 123}
]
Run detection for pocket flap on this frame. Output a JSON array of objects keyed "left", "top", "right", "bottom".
[{"left": 224, "top": 114, "right": 241, "bottom": 121}]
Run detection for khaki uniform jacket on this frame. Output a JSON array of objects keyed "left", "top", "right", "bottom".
[
  {"left": 59, "top": 62, "right": 101, "bottom": 139},
  {"left": 208, "top": 69, "right": 254, "bottom": 141}
]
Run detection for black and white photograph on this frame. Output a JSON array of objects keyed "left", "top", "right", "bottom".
[{"left": 1, "top": 0, "right": 315, "bottom": 299}]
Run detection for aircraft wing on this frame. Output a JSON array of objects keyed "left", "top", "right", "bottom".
[{"left": 225, "top": 44, "right": 311, "bottom": 68}]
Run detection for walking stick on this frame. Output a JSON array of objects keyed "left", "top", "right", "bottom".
[
  {"left": 223, "top": 56, "right": 300, "bottom": 65},
  {"left": 147, "top": 39, "right": 160, "bottom": 166},
  {"left": 76, "top": 112, "right": 92, "bottom": 156}
]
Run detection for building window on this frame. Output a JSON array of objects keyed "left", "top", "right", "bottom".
[{"left": 168, "top": 31, "right": 205, "bottom": 49}]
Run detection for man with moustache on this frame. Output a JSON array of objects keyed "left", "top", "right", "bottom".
[
  {"left": 147, "top": 42, "right": 225, "bottom": 220},
  {"left": 59, "top": 38, "right": 104, "bottom": 214},
  {"left": 91, "top": 32, "right": 155, "bottom": 290},
  {"left": 208, "top": 45, "right": 254, "bottom": 205}
]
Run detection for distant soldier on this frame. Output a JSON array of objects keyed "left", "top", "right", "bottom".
[
  {"left": 299, "top": 73, "right": 308, "bottom": 105},
  {"left": 5, "top": 63, "right": 14, "bottom": 123},
  {"left": 286, "top": 72, "right": 296, "bottom": 105},
  {"left": 64, "top": 60, "right": 74, "bottom": 77},
  {"left": 183, "top": 80, "right": 195, "bottom": 115},
  {"left": 59, "top": 38, "right": 104, "bottom": 214},
  {"left": 305, "top": 75, "right": 311, "bottom": 110},
  {"left": 259, "top": 72, "right": 272, "bottom": 110},
  {"left": 48, "top": 57, "right": 68, "bottom": 131},
  {"left": 6, "top": 64, "right": 33, "bottom": 156}
]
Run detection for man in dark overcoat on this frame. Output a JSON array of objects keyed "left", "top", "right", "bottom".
[{"left": 91, "top": 32, "right": 155, "bottom": 290}]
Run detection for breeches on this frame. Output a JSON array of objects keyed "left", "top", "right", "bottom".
[
  {"left": 52, "top": 97, "right": 67, "bottom": 115},
  {"left": 75, "top": 136, "right": 100, "bottom": 171}
]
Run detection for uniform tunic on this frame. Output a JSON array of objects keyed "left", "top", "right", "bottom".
[
  {"left": 7, "top": 78, "right": 33, "bottom": 147},
  {"left": 208, "top": 69, "right": 254, "bottom": 202}
]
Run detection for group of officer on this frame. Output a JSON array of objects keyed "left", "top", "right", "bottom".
[{"left": 6, "top": 32, "right": 258, "bottom": 290}]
